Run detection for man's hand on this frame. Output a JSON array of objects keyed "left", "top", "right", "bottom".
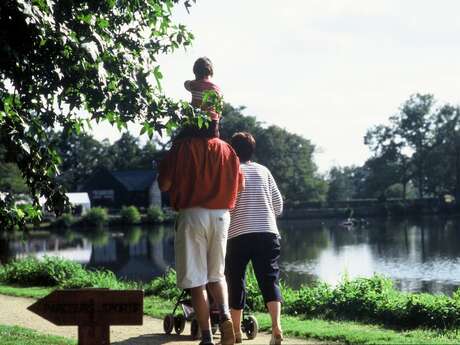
[{"left": 158, "top": 178, "right": 172, "bottom": 192}]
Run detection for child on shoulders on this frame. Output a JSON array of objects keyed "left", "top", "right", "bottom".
[{"left": 184, "top": 57, "right": 222, "bottom": 123}]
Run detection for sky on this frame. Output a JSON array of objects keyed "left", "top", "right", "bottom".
[{"left": 92, "top": 0, "right": 460, "bottom": 173}]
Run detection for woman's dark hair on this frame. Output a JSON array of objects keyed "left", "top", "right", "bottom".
[
  {"left": 193, "top": 57, "right": 213, "bottom": 79},
  {"left": 231, "top": 132, "right": 256, "bottom": 162},
  {"left": 174, "top": 120, "right": 219, "bottom": 141}
]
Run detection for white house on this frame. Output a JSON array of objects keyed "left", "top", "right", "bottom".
[{"left": 39, "top": 192, "right": 91, "bottom": 215}]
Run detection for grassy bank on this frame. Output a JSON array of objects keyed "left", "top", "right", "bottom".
[
  {"left": 3, "top": 257, "right": 460, "bottom": 331},
  {"left": 0, "top": 325, "right": 75, "bottom": 345},
  {"left": 3, "top": 258, "right": 460, "bottom": 344},
  {"left": 26, "top": 255, "right": 459, "bottom": 332},
  {"left": 2, "top": 284, "right": 460, "bottom": 345}
]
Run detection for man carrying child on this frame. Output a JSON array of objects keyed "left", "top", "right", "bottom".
[{"left": 158, "top": 57, "right": 244, "bottom": 345}]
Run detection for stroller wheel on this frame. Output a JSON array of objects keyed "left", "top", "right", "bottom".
[
  {"left": 190, "top": 318, "right": 201, "bottom": 340},
  {"left": 163, "top": 314, "right": 174, "bottom": 334},
  {"left": 243, "top": 315, "right": 258, "bottom": 340},
  {"left": 174, "top": 314, "right": 186, "bottom": 334}
]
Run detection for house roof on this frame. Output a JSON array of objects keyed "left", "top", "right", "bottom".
[{"left": 111, "top": 170, "right": 157, "bottom": 192}]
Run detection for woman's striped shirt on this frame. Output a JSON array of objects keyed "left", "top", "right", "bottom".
[{"left": 228, "top": 162, "right": 283, "bottom": 239}]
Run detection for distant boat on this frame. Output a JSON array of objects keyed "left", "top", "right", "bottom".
[{"left": 339, "top": 218, "right": 369, "bottom": 228}]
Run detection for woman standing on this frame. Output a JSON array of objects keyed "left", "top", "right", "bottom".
[{"left": 225, "top": 132, "right": 284, "bottom": 345}]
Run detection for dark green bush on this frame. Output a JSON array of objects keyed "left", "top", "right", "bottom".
[
  {"left": 143, "top": 269, "right": 181, "bottom": 299},
  {"left": 62, "top": 269, "right": 134, "bottom": 290},
  {"left": 83, "top": 207, "right": 109, "bottom": 227},
  {"left": 120, "top": 205, "right": 141, "bottom": 224},
  {"left": 0, "top": 256, "right": 87, "bottom": 286},
  {"left": 0, "top": 256, "right": 134, "bottom": 289},
  {"left": 146, "top": 206, "right": 165, "bottom": 223},
  {"left": 245, "top": 273, "right": 460, "bottom": 330},
  {"left": 244, "top": 264, "right": 265, "bottom": 311},
  {"left": 283, "top": 282, "right": 333, "bottom": 317},
  {"left": 52, "top": 213, "right": 75, "bottom": 228}
]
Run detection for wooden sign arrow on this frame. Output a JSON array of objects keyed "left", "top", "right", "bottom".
[{"left": 27, "top": 289, "right": 143, "bottom": 345}]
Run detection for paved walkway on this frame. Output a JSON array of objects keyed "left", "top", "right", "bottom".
[{"left": 0, "top": 294, "right": 323, "bottom": 344}]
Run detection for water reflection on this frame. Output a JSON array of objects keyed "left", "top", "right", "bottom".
[
  {"left": 279, "top": 217, "right": 460, "bottom": 294},
  {"left": 3, "top": 217, "right": 460, "bottom": 294},
  {"left": 7, "top": 225, "right": 175, "bottom": 282}
]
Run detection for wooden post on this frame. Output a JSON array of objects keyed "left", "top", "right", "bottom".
[{"left": 78, "top": 325, "right": 110, "bottom": 345}]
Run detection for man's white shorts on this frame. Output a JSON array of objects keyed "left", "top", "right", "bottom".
[{"left": 175, "top": 207, "right": 230, "bottom": 289}]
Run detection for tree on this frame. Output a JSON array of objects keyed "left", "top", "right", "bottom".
[
  {"left": 360, "top": 155, "right": 403, "bottom": 199},
  {"left": 51, "top": 131, "right": 109, "bottom": 191},
  {"left": 219, "top": 104, "right": 259, "bottom": 137},
  {"left": 365, "top": 94, "right": 437, "bottom": 198},
  {"left": 138, "top": 140, "right": 161, "bottom": 169},
  {"left": 220, "top": 104, "right": 327, "bottom": 203},
  {"left": 326, "top": 166, "right": 358, "bottom": 202},
  {"left": 0, "top": 163, "right": 28, "bottom": 195},
  {"left": 428, "top": 105, "right": 460, "bottom": 198},
  {"left": 107, "top": 133, "right": 143, "bottom": 171},
  {"left": 397, "top": 94, "right": 437, "bottom": 197},
  {"left": 0, "top": 0, "right": 199, "bottom": 231}
]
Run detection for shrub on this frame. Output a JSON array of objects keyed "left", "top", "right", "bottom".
[
  {"left": 244, "top": 264, "right": 266, "bottom": 311},
  {"left": 83, "top": 207, "right": 108, "bottom": 227},
  {"left": 144, "top": 269, "right": 181, "bottom": 299},
  {"left": 0, "top": 256, "right": 87, "bottom": 286},
  {"left": 0, "top": 256, "right": 134, "bottom": 289},
  {"left": 147, "top": 206, "right": 165, "bottom": 223},
  {"left": 62, "top": 269, "right": 134, "bottom": 290},
  {"left": 283, "top": 282, "right": 333, "bottom": 317},
  {"left": 120, "top": 205, "right": 141, "bottom": 224},
  {"left": 52, "top": 213, "right": 75, "bottom": 228}
]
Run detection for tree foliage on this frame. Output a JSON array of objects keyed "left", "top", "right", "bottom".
[
  {"left": 364, "top": 94, "right": 460, "bottom": 199},
  {"left": 45, "top": 104, "right": 327, "bottom": 204},
  {"left": 51, "top": 131, "right": 160, "bottom": 191},
  {"left": 0, "top": 0, "right": 200, "bottom": 231},
  {"left": 326, "top": 166, "right": 359, "bottom": 202},
  {"left": 220, "top": 104, "right": 327, "bottom": 203}
]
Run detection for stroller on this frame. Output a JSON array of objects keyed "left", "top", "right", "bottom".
[{"left": 163, "top": 289, "right": 259, "bottom": 340}]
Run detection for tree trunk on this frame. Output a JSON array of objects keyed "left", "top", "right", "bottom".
[
  {"left": 0, "top": 237, "right": 12, "bottom": 265},
  {"left": 455, "top": 148, "right": 460, "bottom": 202}
]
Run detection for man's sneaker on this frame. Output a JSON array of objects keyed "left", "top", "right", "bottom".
[
  {"left": 269, "top": 333, "right": 283, "bottom": 345},
  {"left": 219, "top": 319, "right": 235, "bottom": 345}
]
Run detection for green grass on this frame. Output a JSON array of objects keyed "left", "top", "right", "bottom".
[
  {"left": 144, "top": 295, "right": 176, "bottom": 319},
  {"left": 0, "top": 325, "right": 75, "bottom": 345},
  {"left": 0, "top": 284, "right": 52, "bottom": 299},
  {"left": 254, "top": 313, "right": 460, "bottom": 345},
  {"left": 2, "top": 284, "right": 459, "bottom": 345}
]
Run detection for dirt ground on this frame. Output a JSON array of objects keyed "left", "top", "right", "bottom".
[{"left": 0, "top": 294, "right": 323, "bottom": 344}]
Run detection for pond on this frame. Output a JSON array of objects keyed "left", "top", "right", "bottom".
[{"left": 2, "top": 216, "right": 460, "bottom": 295}]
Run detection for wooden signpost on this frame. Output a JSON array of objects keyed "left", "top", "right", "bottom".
[{"left": 27, "top": 289, "right": 143, "bottom": 345}]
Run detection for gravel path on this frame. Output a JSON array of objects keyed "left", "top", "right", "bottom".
[{"left": 0, "top": 294, "right": 323, "bottom": 344}]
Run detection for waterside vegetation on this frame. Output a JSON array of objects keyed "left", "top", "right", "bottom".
[
  {"left": 2, "top": 257, "right": 460, "bottom": 345},
  {"left": 51, "top": 205, "right": 174, "bottom": 229}
]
